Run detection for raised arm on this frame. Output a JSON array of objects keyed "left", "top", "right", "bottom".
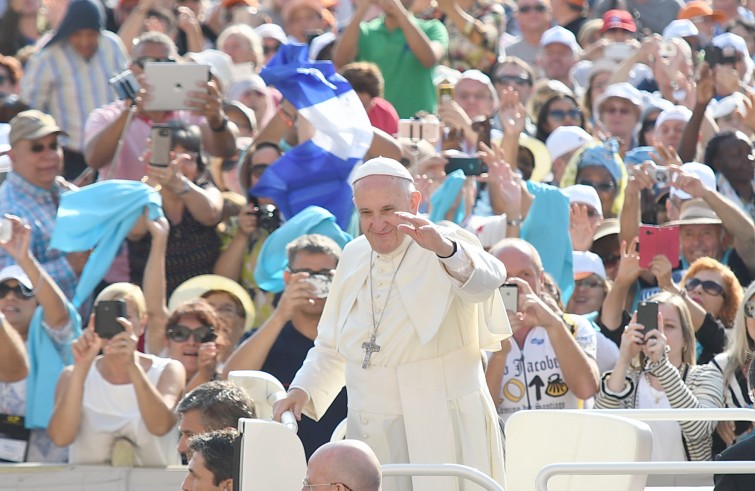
[
  {"left": 143, "top": 214, "right": 170, "bottom": 355},
  {"left": 0, "top": 314, "right": 28, "bottom": 382},
  {"left": 390, "top": 1, "right": 445, "bottom": 68},
  {"left": 117, "top": 0, "right": 152, "bottom": 54},
  {"left": 331, "top": 0, "right": 371, "bottom": 68},
  {"left": 1, "top": 216, "right": 69, "bottom": 329}
]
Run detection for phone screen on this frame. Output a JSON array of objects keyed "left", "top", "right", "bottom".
[
  {"left": 636, "top": 301, "right": 659, "bottom": 338},
  {"left": 94, "top": 300, "right": 127, "bottom": 339},
  {"left": 445, "top": 156, "right": 482, "bottom": 176}
]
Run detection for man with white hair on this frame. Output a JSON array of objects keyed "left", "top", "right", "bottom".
[
  {"left": 274, "top": 157, "right": 510, "bottom": 491},
  {"left": 654, "top": 106, "right": 693, "bottom": 149},
  {"left": 304, "top": 440, "right": 382, "bottom": 491},
  {"left": 536, "top": 26, "right": 580, "bottom": 90}
]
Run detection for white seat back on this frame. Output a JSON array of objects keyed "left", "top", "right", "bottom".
[
  {"left": 236, "top": 418, "right": 307, "bottom": 491},
  {"left": 227, "top": 370, "right": 286, "bottom": 421},
  {"left": 505, "top": 410, "right": 653, "bottom": 491}
]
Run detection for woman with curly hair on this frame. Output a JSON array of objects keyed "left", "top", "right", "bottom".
[{"left": 710, "top": 281, "right": 755, "bottom": 455}]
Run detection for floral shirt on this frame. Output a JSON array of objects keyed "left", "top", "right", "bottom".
[{"left": 434, "top": 0, "right": 504, "bottom": 74}]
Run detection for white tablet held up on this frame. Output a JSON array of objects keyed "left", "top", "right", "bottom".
[{"left": 143, "top": 63, "right": 210, "bottom": 111}]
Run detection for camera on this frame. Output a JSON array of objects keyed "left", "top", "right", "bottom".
[
  {"left": 306, "top": 274, "right": 332, "bottom": 298},
  {"left": 109, "top": 70, "right": 140, "bottom": 101},
  {"left": 0, "top": 217, "right": 11, "bottom": 243},
  {"left": 253, "top": 204, "right": 281, "bottom": 233},
  {"left": 398, "top": 115, "right": 440, "bottom": 143},
  {"left": 650, "top": 164, "right": 670, "bottom": 185},
  {"left": 704, "top": 45, "right": 738, "bottom": 68}
]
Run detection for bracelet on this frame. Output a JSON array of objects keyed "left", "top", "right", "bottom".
[
  {"left": 209, "top": 115, "right": 229, "bottom": 132},
  {"left": 278, "top": 106, "right": 296, "bottom": 128},
  {"left": 175, "top": 176, "right": 191, "bottom": 196},
  {"left": 506, "top": 215, "right": 523, "bottom": 227},
  {"left": 437, "top": 240, "right": 458, "bottom": 259}
]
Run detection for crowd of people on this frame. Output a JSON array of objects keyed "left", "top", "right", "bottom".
[{"left": 0, "top": 0, "right": 755, "bottom": 488}]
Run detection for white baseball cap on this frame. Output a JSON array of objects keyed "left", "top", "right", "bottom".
[
  {"left": 0, "top": 265, "right": 33, "bottom": 290},
  {"left": 596, "top": 82, "right": 643, "bottom": 112},
  {"left": 712, "top": 32, "right": 750, "bottom": 59},
  {"left": 563, "top": 184, "right": 603, "bottom": 217},
  {"left": 573, "top": 251, "right": 607, "bottom": 280},
  {"left": 546, "top": 126, "right": 592, "bottom": 162},
  {"left": 655, "top": 105, "right": 693, "bottom": 129},
  {"left": 540, "top": 26, "right": 582, "bottom": 54},
  {"left": 351, "top": 157, "right": 414, "bottom": 185},
  {"left": 254, "top": 23, "right": 288, "bottom": 45},
  {"left": 670, "top": 162, "right": 716, "bottom": 200},
  {"left": 663, "top": 19, "right": 699, "bottom": 39},
  {"left": 186, "top": 49, "right": 233, "bottom": 91}
]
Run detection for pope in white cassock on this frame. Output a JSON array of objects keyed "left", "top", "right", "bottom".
[{"left": 274, "top": 157, "right": 512, "bottom": 491}]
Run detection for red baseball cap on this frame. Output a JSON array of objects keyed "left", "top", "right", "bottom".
[{"left": 600, "top": 9, "right": 637, "bottom": 33}]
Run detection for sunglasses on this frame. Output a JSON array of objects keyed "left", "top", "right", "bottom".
[
  {"left": 603, "top": 105, "right": 632, "bottom": 115},
  {"left": 685, "top": 278, "right": 726, "bottom": 297},
  {"left": 495, "top": 74, "right": 531, "bottom": 86},
  {"left": 745, "top": 300, "right": 755, "bottom": 319},
  {"left": 0, "top": 282, "right": 34, "bottom": 299},
  {"left": 287, "top": 268, "right": 334, "bottom": 278},
  {"left": 575, "top": 278, "right": 603, "bottom": 289},
  {"left": 548, "top": 108, "right": 582, "bottom": 122},
  {"left": 167, "top": 324, "right": 216, "bottom": 343},
  {"left": 30, "top": 141, "right": 60, "bottom": 153},
  {"left": 519, "top": 4, "right": 547, "bottom": 13},
  {"left": 133, "top": 56, "right": 176, "bottom": 69},
  {"left": 578, "top": 179, "right": 615, "bottom": 193},
  {"left": 263, "top": 44, "right": 280, "bottom": 55}
]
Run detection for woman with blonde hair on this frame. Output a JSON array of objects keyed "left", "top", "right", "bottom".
[
  {"left": 710, "top": 281, "right": 755, "bottom": 455},
  {"left": 596, "top": 292, "right": 724, "bottom": 464}
]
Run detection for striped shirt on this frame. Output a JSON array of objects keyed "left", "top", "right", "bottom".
[
  {"left": 0, "top": 172, "right": 77, "bottom": 301},
  {"left": 20, "top": 30, "right": 128, "bottom": 152}
]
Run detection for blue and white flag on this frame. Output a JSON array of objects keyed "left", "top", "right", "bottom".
[{"left": 252, "top": 44, "right": 373, "bottom": 229}]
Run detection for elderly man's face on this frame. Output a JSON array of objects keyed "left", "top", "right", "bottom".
[
  {"left": 69, "top": 28, "right": 100, "bottom": 60},
  {"left": 454, "top": 79, "right": 495, "bottom": 120},
  {"left": 129, "top": 41, "right": 173, "bottom": 76},
  {"left": 9, "top": 133, "right": 63, "bottom": 190},
  {"left": 495, "top": 245, "right": 543, "bottom": 294},
  {"left": 680, "top": 224, "right": 726, "bottom": 265},
  {"left": 654, "top": 120, "right": 686, "bottom": 149},
  {"left": 354, "top": 175, "right": 421, "bottom": 255},
  {"left": 599, "top": 97, "right": 638, "bottom": 137},
  {"left": 538, "top": 43, "right": 575, "bottom": 81}
]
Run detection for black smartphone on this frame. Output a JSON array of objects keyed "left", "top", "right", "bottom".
[
  {"left": 201, "top": 330, "right": 217, "bottom": 343},
  {"left": 445, "top": 156, "right": 482, "bottom": 176},
  {"left": 636, "top": 301, "right": 659, "bottom": 339},
  {"left": 150, "top": 124, "right": 172, "bottom": 167},
  {"left": 94, "top": 300, "right": 127, "bottom": 339},
  {"left": 703, "top": 46, "right": 738, "bottom": 67}
]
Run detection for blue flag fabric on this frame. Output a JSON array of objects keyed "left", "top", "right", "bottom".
[
  {"left": 50, "top": 180, "right": 163, "bottom": 307},
  {"left": 252, "top": 44, "right": 373, "bottom": 229}
]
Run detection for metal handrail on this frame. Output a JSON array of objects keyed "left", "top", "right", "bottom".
[
  {"left": 535, "top": 461, "right": 755, "bottom": 491},
  {"left": 381, "top": 464, "right": 504, "bottom": 491},
  {"left": 589, "top": 408, "right": 755, "bottom": 422}
]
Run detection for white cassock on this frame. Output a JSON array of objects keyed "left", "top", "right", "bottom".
[{"left": 291, "top": 227, "right": 512, "bottom": 491}]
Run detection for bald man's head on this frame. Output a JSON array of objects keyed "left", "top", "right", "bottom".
[{"left": 305, "top": 440, "right": 381, "bottom": 491}]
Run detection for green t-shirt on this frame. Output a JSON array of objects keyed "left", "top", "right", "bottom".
[{"left": 357, "top": 16, "right": 448, "bottom": 119}]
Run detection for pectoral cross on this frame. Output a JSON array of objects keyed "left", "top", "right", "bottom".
[{"left": 361, "top": 334, "right": 381, "bottom": 369}]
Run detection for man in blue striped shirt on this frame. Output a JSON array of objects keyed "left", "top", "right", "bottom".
[{"left": 19, "top": 0, "right": 128, "bottom": 182}]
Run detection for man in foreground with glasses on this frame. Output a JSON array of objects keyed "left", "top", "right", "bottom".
[
  {"left": 224, "top": 234, "right": 347, "bottom": 458},
  {"left": 0, "top": 110, "right": 89, "bottom": 304},
  {"left": 303, "top": 440, "right": 382, "bottom": 491},
  {"left": 0, "top": 215, "right": 81, "bottom": 463}
]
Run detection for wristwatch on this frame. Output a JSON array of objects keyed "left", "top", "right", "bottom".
[{"left": 209, "top": 115, "right": 229, "bottom": 132}]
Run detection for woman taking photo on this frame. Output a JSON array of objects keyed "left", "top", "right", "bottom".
[{"left": 595, "top": 292, "right": 724, "bottom": 465}]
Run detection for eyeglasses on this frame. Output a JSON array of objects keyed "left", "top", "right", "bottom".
[
  {"left": 685, "top": 278, "right": 726, "bottom": 297},
  {"left": 133, "top": 56, "right": 176, "bottom": 69},
  {"left": 603, "top": 105, "right": 632, "bottom": 115},
  {"left": 495, "top": 74, "right": 531, "bottom": 86},
  {"left": 287, "top": 268, "right": 334, "bottom": 278},
  {"left": 167, "top": 324, "right": 216, "bottom": 343},
  {"left": 548, "top": 108, "right": 582, "bottom": 122},
  {"left": 29, "top": 141, "right": 60, "bottom": 153},
  {"left": 0, "top": 282, "right": 34, "bottom": 299},
  {"left": 745, "top": 300, "right": 755, "bottom": 319},
  {"left": 578, "top": 179, "right": 615, "bottom": 193},
  {"left": 518, "top": 4, "right": 547, "bottom": 13},
  {"left": 575, "top": 278, "right": 603, "bottom": 289},
  {"left": 456, "top": 92, "right": 492, "bottom": 101},
  {"left": 302, "top": 479, "right": 352, "bottom": 490}
]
